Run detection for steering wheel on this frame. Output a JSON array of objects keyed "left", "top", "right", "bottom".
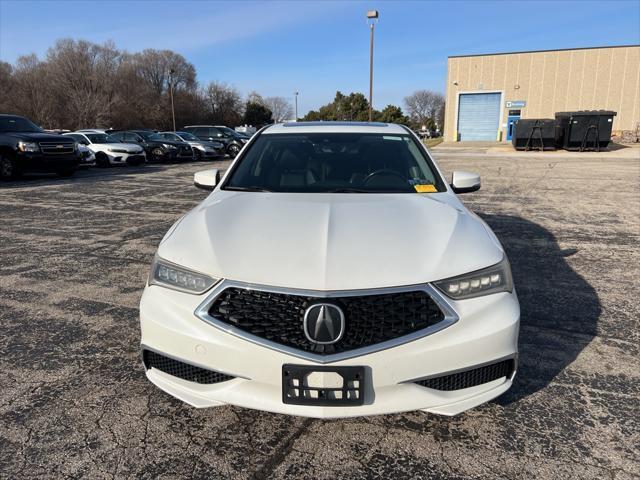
[{"left": 363, "top": 169, "right": 406, "bottom": 185}]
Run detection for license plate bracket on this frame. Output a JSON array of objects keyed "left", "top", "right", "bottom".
[{"left": 282, "top": 364, "right": 365, "bottom": 406}]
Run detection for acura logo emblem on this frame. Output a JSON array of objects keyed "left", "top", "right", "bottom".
[{"left": 303, "top": 303, "right": 345, "bottom": 345}]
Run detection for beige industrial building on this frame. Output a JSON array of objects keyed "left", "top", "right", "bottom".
[{"left": 443, "top": 45, "right": 640, "bottom": 142}]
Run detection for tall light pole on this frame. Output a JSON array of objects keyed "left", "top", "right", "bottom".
[
  {"left": 366, "top": 10, "right": 379, "bottom": 122},
  {"left": 294, "top": 91, "right": 299, "bottom": 121},
  {"left": 169, "top": 68, "right": 176, "bottom": 131}
]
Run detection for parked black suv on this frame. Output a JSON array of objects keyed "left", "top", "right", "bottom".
[
  {"left": 181, "top": 125, "right": 250, "bottom": 157},
  {"left": 0, "top": 114, "right": 79, "bottom": 179},
  {"left": 107, "top": 129, "right": 194, "bottom": 162}
]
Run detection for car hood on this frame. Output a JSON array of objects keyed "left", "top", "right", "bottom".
[
  {"left": 104, "top": 143, "right": 142, "bottom": 151},
  {"left": 157, "top": 140, "right": 189, "bottom": 147},
  {"left": 5, "top": 132, "right": 75, "bottom": 142},
  {"left": 158, "top": 192, "right": 504, "bottom": 291}
]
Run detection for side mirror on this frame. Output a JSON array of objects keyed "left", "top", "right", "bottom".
[
  {"left": 194, "top": 169, "right": 220, "bottom": 191},
  {"left": 451, "top": 171, "right": 481, "bottom": 193}
]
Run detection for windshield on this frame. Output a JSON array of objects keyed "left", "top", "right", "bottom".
[
  {"left": 136, "top": 131, "right": 156, "bottom": 140},
  {"left": 224, "top": 133, "right": 443, "bottom": 193},
  {"left": 177, "top": 132, "right": 198, "bottom": 141},
  {"left": 0, "top": 116, "right": 43, "bottom": 133},
  {"left": 86, "top": 133, "right": 115, "bottom": 144},
  {"left": 220, "top": 126, "right": 245, "bottom": 138}
]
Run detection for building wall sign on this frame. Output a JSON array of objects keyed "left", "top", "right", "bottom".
[{"left": 505, "top": 100, "right": 526, "bottom": 108}]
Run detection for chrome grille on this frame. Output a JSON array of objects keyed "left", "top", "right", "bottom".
[
  {"left": 39, "top": 142, "right": 75, "bottom": 155},
  {"left": 208, "top": 287, "right": 445, "bottom": 355}
]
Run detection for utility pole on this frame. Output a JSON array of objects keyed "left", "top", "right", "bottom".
[
  {"left": 366, "top": 10, "right": 379, "bottom": 122},
  {"left": 294, "top": 91, "right": 299, "bottom": 121},
  {"left": 169, "top": 68, "right": 176, "bottom": 131}
]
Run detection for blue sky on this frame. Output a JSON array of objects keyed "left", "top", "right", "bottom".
[{"left": 1, "top": 0, "right": 639, "bottom": 115}]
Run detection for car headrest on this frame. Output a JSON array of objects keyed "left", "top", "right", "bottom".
[{"left": 279, "top": 142, "right": 313, "bottom": 170}]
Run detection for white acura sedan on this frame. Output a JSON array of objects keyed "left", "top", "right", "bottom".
[{"left": 140, "top": 122, "right": 519, "bottom": 418}]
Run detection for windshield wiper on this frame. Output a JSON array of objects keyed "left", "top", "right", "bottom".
[
  {"left": 327, "top": 188, "right": 410, "bottom": 193},
  {"left": 225, "top": 186, "right": 273, "bottom": 192},
  {"left": 326, "top": 188, "right": 371, "bottom": 193}
]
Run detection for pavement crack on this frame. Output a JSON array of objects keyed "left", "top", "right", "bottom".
[{"left": 249, "top": 418, "right": 313, "bottom": 480}]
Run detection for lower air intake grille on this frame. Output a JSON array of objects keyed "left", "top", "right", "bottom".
[
  {"left": 142, "top": 350, "right": 234, "bottom": 384},
  {"left": 415, "top": 359, "right": 515, "bottom": 391}
]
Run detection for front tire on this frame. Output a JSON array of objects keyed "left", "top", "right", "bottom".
[
  {"left": 0, "top": 154, "right": 20, "bottom": 180},
  {"left": 95, "top": 152, "right": 110, "bottom": 168},
  {"left": 151, "top": 148, "right": 164, "bottom": 162},
  {"left": 227, "top": 144, "right": 240, "bottom": 157}
]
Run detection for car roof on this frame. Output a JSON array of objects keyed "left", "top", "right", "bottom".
[
  {"left": 182, "top": 125, "right": 230, "bottom": 128},
  {"left": 262, "top": 121, "right": 408, "bottom": 135},
  {"left": 107, "top": 129, "right": 155, "bottom": 133}
]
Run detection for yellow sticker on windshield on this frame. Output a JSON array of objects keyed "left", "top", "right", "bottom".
[{"left": 414, "top": 184, "right": 437, "bottom": 193}]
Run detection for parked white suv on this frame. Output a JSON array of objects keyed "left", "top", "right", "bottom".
[
  {"left": 140, "top": 121, "right": 519, "bottom": 418},
  {"left": 64, "top": 131, "right": 145, "bottom": 166}
]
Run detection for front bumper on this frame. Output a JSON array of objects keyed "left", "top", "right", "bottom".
[
  {"left": 139, "top": 284, "right": 519, "bottom": 418},
  {"left": 79, "top": 155, "right": 96, "bottom": 167},
  {"left": 107, "top": 151, "right": 146, "bottom": 165},
  {"left": 16, "top": 152, "right": 80, "bottom": 172},
  {"left": 196, "top": 148, "right": 224, "bottom": 159}
]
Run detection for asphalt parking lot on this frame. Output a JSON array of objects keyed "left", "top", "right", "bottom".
[{"left": 1, "top": 146, "right": 639, "bottom": 479}]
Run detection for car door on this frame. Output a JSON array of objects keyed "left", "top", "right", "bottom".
[
  {"left": 208, "top": 127, "right": 224, "bottom": 141},
  {"left": 67, "top": 133, "right": 89, "bottom": 145},
  {"left": 125, "top": 132, "right": 144, "bottom": 145},
  {"left": 109, "top": 132, "right": 124, "bottom": 142},
  {"left": 191, "top": 127, "right": 209, "bottom": 141}
]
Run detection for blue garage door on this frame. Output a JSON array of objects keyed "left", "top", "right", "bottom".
[{"left": 457, "top": 93, "right": 501, "bottom": 141}]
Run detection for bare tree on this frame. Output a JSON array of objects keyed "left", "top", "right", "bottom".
[
  {"left": 404, "top": 89, "right": 445, "bottom": 128},
  {"left": 246, "top": 90, "right": 265, "bottom": 106},
  {"left": 128, "top": 49, "right": 196, "bottom": 96},
  {"left": 45, "top": 39, "right": 122, "bottom": 129},
  {"left": 0, "top": 61, "right": 15, "bottom": 113},
  {"left": 9, "top": 55, "right": 57, "bottom": 128},
  {"left": 264, "top": 96, "right": 294, "bottom": 122},
  {"left": 202, "top": 81, "right": 243, "bottom": 126},
  {"left": 1, "top": 38, "right": 295, "bottom": 130}
]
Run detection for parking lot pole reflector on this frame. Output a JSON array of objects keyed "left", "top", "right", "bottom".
[{"left": 366, "top": 10, "right": 379, "bottom": 122}]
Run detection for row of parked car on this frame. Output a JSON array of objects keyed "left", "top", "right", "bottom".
[{"left": 0, "top": 114, "right": 253, "bottom": 180}]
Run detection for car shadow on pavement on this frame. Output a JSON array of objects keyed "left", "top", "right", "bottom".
[{"left": 479, "top": 213, "right": 601, "bottom": 405}]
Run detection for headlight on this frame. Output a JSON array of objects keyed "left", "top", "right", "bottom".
[
  {"left": 162, "top": 143, "right": 177, "bottom": 150},
  {"left": 149, "top": 256, "right": 218, "bottom": 294},
  {"left": 17, "top": 141, "right": 39, "bottom": 152},
  {"left": 434, "top": 256, "right": 513, "bottom": 300}
]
